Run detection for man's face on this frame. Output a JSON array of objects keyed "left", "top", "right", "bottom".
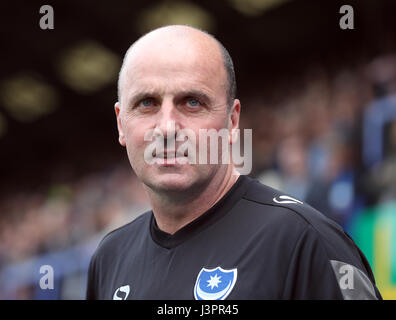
[{"left": 115, "top": 32, "right": 237, "bottom": 195}]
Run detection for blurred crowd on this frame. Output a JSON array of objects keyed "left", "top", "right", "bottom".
[
  {"left": 245, "top": 54, "right": 396, "bottom": 230},
  {"left": 0, "top": 165, "right": 150, "bottom": 266},
  {"left": 0, "top": 165, "right": 150, "bottom": 298},
  {"left": 1, "top": 53, "right": 396, "bottom": 299}
]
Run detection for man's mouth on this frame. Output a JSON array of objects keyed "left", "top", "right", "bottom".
[{"left": 152, "top": 150, "right": 188, "bottom": 159}]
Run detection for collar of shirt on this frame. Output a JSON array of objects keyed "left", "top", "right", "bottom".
[{"left": 150, "top": 174, "right": 251, "bottom": 249}]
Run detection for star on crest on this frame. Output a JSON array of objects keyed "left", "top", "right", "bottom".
[{"left": 207, "top": 274, "right": 222, "bottom": 290}]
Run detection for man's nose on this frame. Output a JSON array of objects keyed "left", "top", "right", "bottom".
[{"left": 155, "top": 100, "right": 181, "bottom": 140}]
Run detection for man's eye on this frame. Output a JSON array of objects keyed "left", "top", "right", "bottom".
[
  {"left": 139, "top": 98, "right": 154, "bottom": 107},
  {"left": 186, "top": 98, "right": 201, "bottom": 107}
]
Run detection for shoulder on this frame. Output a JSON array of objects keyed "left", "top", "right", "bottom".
[
  {"left": 242, "top": 177, "right": 342, "bottom": 234},
  {"left": 241, "top": 177, "right": 362, "bottom": 258},
  {"left": 241, "top": 177, "right": 373, "bottom": 273},
  {"left": 90, "top": 211, "right": 152, "bottom": 263}
]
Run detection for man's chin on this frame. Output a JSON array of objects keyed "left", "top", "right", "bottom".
[{"left": 144, "top": 173, "right": 195, "bottom": 193}]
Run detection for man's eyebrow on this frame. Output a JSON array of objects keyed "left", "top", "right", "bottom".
[
  {"left": 127, "top": 90, "right": 213, "bottom": 105},
  {"left": 127, "top": 91, "right": 160, "bottom": 106},
  {"left": 174, "top": 90, "right": 212, "bottom": 104}
]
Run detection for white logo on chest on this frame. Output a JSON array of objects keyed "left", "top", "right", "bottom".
[{"left": 113, "top": 285, "right": 130, "bottom": 300}]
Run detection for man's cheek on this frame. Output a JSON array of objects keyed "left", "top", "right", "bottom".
[
  {"left": 124, "top": 135, "right": 143, "bottom": 163},
  {"left": 124, "top": 128, "right": 145, "bottom": 150}
]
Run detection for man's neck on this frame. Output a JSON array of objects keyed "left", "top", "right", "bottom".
[{"left": 146, "top": 166, "right": 240, "bottom": 235}]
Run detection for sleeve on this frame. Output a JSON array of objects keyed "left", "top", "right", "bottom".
[{"left": 281, "top": 225, "right": 381, "bottom": 300}]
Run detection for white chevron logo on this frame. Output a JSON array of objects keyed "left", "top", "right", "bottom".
[{"left": 273, "top": 195, "right": 303, "bottom": 205}]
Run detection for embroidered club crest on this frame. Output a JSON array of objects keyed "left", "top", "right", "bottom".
[{"left": 194, "top": 266, "right": 237, "bottom": 300}]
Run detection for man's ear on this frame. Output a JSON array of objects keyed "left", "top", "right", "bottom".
[
  {"left": 228, "top": 99, "right": 241, "bottom": 144},
  {"left": 114, "top": 102, "right": 126, "bottom": 147}
]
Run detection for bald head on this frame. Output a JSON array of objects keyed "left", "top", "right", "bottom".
[{"left": 117, "top": 25, "right": 236, "bottom": 109}]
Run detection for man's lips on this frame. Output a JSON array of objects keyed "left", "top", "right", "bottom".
[{"left": 152, "top": 150, "right": 188, "bottom": 159}]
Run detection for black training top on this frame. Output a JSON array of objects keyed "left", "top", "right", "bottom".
[{"left": 86, "top": 175, "right": 382, "bottom": 300}]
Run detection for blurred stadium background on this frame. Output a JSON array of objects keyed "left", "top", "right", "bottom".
[{"left": 1, "top": 0, "right": 396, "bottom": 299}]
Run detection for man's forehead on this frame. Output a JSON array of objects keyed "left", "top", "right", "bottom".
[
  {"left": 125, "top": 53, "right": 220, "bottom": 84},
  {"left": 123, "top": 59, "right": 224, "bottom": 98}
]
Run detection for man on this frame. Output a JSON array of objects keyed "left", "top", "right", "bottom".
[{"left": 86, "top": 25, "right": 382, "bottom": 300}]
